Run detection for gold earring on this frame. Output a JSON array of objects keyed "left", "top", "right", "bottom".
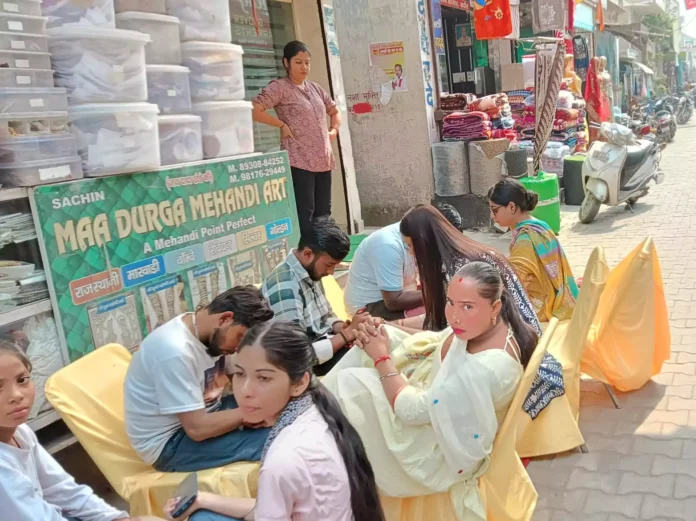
[{"left": 491, "top": 316, "right": 497, "bottom": 326}]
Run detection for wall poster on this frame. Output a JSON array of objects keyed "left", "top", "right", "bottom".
[
  {"left": 31, "top": 151, "right": 300, "bottom": 361},
  {"left": 369, "top": 41, "right": 408, "bottom": 92}
]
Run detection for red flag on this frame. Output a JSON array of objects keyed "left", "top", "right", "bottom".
[{"left": 687, "top": 0, "right": 696, "bottom": 10}]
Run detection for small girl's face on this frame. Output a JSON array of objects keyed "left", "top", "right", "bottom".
[
  {"left": 445, "top": 276, "right": 500, "bottom": 341},
  {"left": 232, "top": 345, "right": 308, "bottom": 427},
  {"left": 0, "top": 354, "right": 34, "bottom": 429}
]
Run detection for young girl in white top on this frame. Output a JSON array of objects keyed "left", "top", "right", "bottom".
[
  {"left": 0, "top": 346, "right": 158, "bottom": 521},
  {"left": 165, "top": 321, "right": 385, "bottom": 521}
]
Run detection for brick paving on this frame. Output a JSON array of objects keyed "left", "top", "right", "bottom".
[{"left": 526, "top": 123, "right": 696, "bottom": 520}]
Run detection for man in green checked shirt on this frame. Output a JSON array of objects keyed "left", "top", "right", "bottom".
[{"left": 262, "top": 217, "right": 376, "bottom": 376}]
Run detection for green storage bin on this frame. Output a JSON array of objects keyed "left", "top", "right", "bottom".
[{"left": 520, "top": 172, "right": 561, "bottom": 234}]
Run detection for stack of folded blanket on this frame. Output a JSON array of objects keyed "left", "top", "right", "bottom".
[
  {"left": 440, "top": 93, "right": 477, "bottom": 111},
  {"left": 443, "top": 111, "right": 492, "bottom": 141},
  {"left": 491, "top": 128, "right": 518, "bottom": 141}
]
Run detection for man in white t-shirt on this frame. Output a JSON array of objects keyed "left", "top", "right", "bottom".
[
  {"left": 124, "top": 285, "right": 274, "bottom": 472},
  {"left": 343, "top": 222, "right": 423, "bottom": 320}
]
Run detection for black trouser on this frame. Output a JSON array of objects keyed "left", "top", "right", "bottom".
[
  {"left": 291, "top": 167, "right": 332, "bottom": 235},
  {"left": 365, "top": 300, "right": 407, "bottom": 321}
]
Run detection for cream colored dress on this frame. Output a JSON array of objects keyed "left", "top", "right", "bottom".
[{"left": 322, "top": 326, "right": 523, "bottom": 521}]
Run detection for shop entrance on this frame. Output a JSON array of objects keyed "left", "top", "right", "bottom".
[{"left": 441, "top": 8, "right": 476, "bottom": 94}]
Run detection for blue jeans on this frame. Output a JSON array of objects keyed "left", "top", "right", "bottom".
[
  {"left": 190, "top": 510, "right": 242, "bottom": 521},
  {"left": 153, "top": 395, "right": 270, "bottom": 473}
]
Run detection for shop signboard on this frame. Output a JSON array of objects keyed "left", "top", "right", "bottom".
[
  {"left": 431, "top": 0, "right": 446, "bottom": 56},
  {"left": 31, "top": 152, "right": 300, "bottom": 362},
  {"left": 442, "top": 0, "right": 470, "bottom": 10}
]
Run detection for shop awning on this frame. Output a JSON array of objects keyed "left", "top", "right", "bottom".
[{"left": 633, "top": 62, "right": 655, "bottom": 75}]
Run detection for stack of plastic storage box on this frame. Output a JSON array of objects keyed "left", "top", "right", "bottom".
[
  {"left": 0, "top": 1, "right": 82, "bottom": 187},
  {"left": 114, "top": 0, "right": 202, "bottom": 166},
  {"left": 44, "top": 0, "right": 161, "bottom": 177},
  {"left": 166, "top": 0, "right": 254, "bottom": 160}
]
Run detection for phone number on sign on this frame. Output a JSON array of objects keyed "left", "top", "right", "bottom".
[
  {"left": 239, "top": 156, "right": 285, "bottom": 170},
  {"left": 240, "top": 165, "right": 286, "bottom": 181}
]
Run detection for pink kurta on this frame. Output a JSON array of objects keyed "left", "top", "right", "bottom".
[
  {"left": 254, "top": 405, "right": 353, "bottom": 521},
  {"left": 253, "top": 77, "right": 337, "bottom": 173}
]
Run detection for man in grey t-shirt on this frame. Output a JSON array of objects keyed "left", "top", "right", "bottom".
[{"left": 124, "top": 286, "right": 273, "bottom": 472}]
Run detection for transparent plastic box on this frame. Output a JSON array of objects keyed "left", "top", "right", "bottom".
[
  {"left": 181, "top": 42, "right": 245, "bottom": 102},
  {"left": 165, "top": 0, "right": 231, "bottom": 43},
  {"left": 42, "top": 0, "right": 115, "bottom": 29},
  {"left": 146, "top": 65, "right": 192, "bottom": 115},
  {"left": 0, "top": 88, "right": 69, "bottom": 113},
  {"left": 115, "top": 12, "right": 181, "bottom": 65},
  {"left": 0, "top": 0, "right": 42, "bottom": 17},
  {"left": 0, "top": 155, "right": 83, "bottom": 186},
  {"left": 0, "top": 31, "right": 48, "bottom": 52},
  {"left": 0, "top": 13, "right": 47, "bottom": 34},
  {"left": 115, "top": 0, "right": 166, "bottom": 14},
  {"left": 48, "top": 26, "right": 149, "bottom": 103},
  {"left": 69, "top": 102, "right": 161, "bottom": 176},
  {"left": 0, "top": 50, "right": 51, "bottom": 69},
  {"left": 0, "top": 68, "right": 54, "bottom": 88},
  {"left": 158, "top": 114, "right": 202, "bottom": 166},
  {"left": 192, "top": 101, "right": 253, "bottom": 159},
  {"left": 0, "top": 111, "right": 69, "bottom": 139},
  {"left": 0, "top": 134, "right": 78, "bottom": 163}
]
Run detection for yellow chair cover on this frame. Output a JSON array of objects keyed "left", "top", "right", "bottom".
[
  {"left": 322, "top": 274, "right": 349, "bottom": 321},
  {"left": 516, "top": 248, "right": 609, "bottom": 458},
  {"left": 479, "top": 319, "right": 556, "bottom": 521},
  {"left": 581, "top": 238, "right": 671, "bottom": 392},
  {"left": 45, "top": 344, "right": 259, "bottom": 517}
]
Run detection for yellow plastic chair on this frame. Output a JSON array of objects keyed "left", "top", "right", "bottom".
[
  {"left": 45, "top": 344, "right": 259, "bottom": 516},
  {"left": 582, "top": 238, "right": 671, "bottom": 392},
  {"left": 379, "top": 320, "right": 558, "bottom": 521},
  {"left": 322, "top": 274, "right": 349, "bottom": 321},
  {"left": 516, "top": 247, "right": 609, "bottom": 458}
]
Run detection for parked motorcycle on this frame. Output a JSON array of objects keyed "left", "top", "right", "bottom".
[
  {"left": 653, "top": 99, "right": 676, "bottom": 142},
  {"left": 579, "top": 123, "right": 665, "bottom": 224},
  {"left": 676, "top": 94, "right": 693, "bottom": 125}
]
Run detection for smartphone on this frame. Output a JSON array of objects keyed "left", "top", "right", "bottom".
[{"left": 171, "top": 473, "right": 198, "bottom": 519}]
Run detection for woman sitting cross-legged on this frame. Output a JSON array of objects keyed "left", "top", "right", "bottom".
[
  {"left": 323, "top": 262, "right": 538, "bottom": 521},
  {"left": 488, "top": 178, "right": 579, "bottom": 322},
  {"left": 165, "top": 321, "right": 385, "bottom": 521}
]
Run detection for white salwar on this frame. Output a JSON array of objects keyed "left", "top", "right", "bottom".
[{"left": 322, "top": 326, "right": 522, "bottom": 521}]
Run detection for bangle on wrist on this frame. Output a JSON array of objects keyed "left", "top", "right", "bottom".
[
  {"left": 380, "top": 372, "right": 400, "bottom": 381},
  {"left": 374, "top": 355, "right": 391, "bottom": 367},
  {"left": 339, "top": 330, "right": 350, "bottom": 345}
]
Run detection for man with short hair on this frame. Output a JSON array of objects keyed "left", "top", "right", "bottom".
[
  {"left": 124, "top": 286, "right": 274, "bottom": 473},
  {"left": 262, "top": 217, "right": 372, "bottom": 375}
]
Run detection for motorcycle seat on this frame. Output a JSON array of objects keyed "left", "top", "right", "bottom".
[{"left": 623, "top": 141, "right": 655, "bottom": 176}]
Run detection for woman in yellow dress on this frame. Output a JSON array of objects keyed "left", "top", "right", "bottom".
[
  {"left": 488, "top": 178, "right": 578, "bottom": 321},
  {"left": 322, "top": 261, "right": 538, "bottom": 521}
]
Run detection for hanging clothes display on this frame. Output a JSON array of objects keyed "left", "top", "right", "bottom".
[
  {"left": 472, "top": 0, "right": 512, "bottom": 40},
  {"left": 532, "top": 0, "right": 566, "bottom": 34},
  {"left": 533, "top": 41, "right": 566, "bottom": 173},
  {"left": 585, "top": 56, "right": 610, "bottom": 142},
  {"left": 572, "top": 35, "right": 589, "bottom": 83}
]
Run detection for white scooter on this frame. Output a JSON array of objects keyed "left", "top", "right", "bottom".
[{"left": 579, "top": 122, "right": 666, "bottom": 224}]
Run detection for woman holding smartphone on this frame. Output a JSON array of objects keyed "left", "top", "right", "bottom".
[{"left": 165, "top": 321, "right": 384, "bottom": 521}]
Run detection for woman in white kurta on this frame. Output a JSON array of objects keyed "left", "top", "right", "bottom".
[{"left": 322, "top": 261, "right": 539, "bottom": 521}]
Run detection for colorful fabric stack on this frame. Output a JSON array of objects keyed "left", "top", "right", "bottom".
[
  {"left": 573, "top": 96, "right": 588, "bottom": 152},
  {"left": 548, "top": 90, "right": 585, "bottom": 152},
  {"left": 440, "top": 93, "right": 477, "bottom": 111},
  {"left": 443, "top": 111, "right": 492, "bottom": 141},
  {"left": 469, "top": 93, "right": 514, "bottom": 140}
]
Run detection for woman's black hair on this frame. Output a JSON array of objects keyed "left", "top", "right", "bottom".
[
  {"left": 454, "top": 262, "right": 538, "bottom": 368},
  {"left": 488, "top": 178, "right": 539, "bottom": 213},
  {"left": 283, "top": 40, "right": 311, "bottom": 73},
  {"left": 238, "top": 321, "right": 385, "bottom": 521},
  {"left": 434, "top": 202, "right": 464, "bottom": 232},
  {"left": 0, "top": 342, "right": 32, "bottom": 372},
  {"left": 400, "top": 204, "right": 512, "bottom": 331}
]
